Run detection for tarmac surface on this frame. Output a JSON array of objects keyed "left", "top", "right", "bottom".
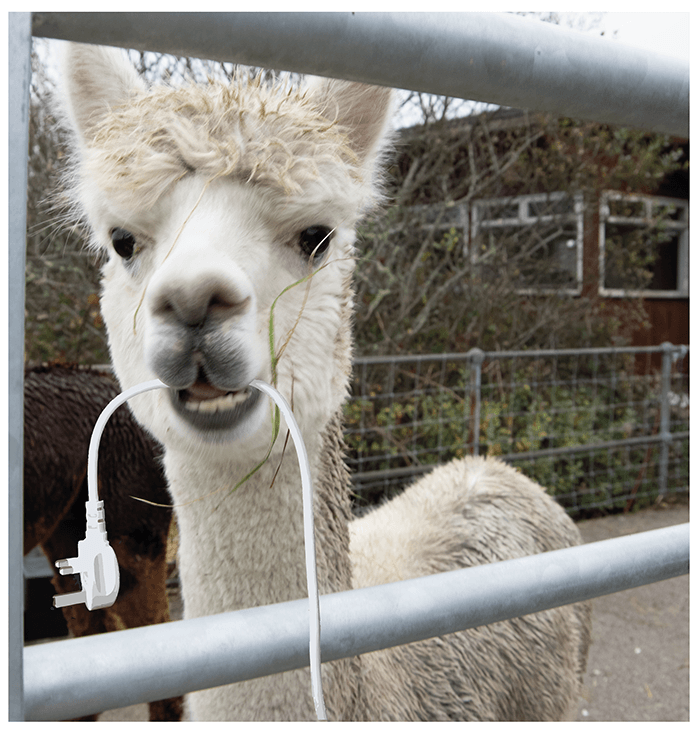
[
  {"left": 94, "top": 500, "right": 688, "bottom": 722},
  {"left": 574, "top": 501, "right": 689, "bottom": 722}
]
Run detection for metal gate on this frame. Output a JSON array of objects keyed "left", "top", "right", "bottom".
[{"left": 8, "top": 12, "right": 689, "bottom": 720}]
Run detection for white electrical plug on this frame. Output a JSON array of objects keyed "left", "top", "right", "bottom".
[
  {"left": 54, "top": 499, "right": 120, "bottom": 611},
  {"left": 52, "top": 378, "right": 166, "bottom": 613}
]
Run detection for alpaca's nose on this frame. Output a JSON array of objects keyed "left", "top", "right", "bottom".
[{"left": 151, "top": 275, "right": 251, "bottom": 328}]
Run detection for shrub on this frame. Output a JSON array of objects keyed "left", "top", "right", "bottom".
[{"left": 343, "top": 359, "right": 688, "bottom": 515}]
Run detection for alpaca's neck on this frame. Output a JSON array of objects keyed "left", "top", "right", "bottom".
[
  {"left": 166, "top": 410, "right": 353, "bottom": 617},
  {"left": 164, "top": 411, "right": 357, "bottom": 720}
]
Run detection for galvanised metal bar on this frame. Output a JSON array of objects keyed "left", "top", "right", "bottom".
[
  {"left": 8, "top": 11, "right": 33, "bottom": 723},
  {"left": 467, "top": 348, "right": 485, "bottom": 456},
  {"left": 659, "top": 342, "right": 674, "bottom": 497},
  {"left": 353, "top": 343, "right": 688, "bottom": 368},
  {"left": 31, "top": 11, "right": 688, "bottom": 137},
  {"left": 495, "top": 432, "right": 690, "bottom": 464},
  {"left": 24, "top": 523, "right": 689, "bottom": 721}
]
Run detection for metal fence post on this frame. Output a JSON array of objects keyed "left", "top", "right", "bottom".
[
  {"left": 658, "top": 342, "right": 673, "bottom": 498},
  {"left": 8, "top": 10, "right": 33, "bottom": 722},
  {"left": 467, "top": 348, "right": 485, "bottom": 456}
]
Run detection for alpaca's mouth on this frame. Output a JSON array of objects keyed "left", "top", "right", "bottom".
[
  {"left": 169, "top": 376, "right": 263, "bottom": 435},
  {"left": 181, "top": 382, "right": 251, "bottom": 414}
]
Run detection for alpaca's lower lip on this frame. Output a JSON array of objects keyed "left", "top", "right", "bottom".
[{"left": 169, "top": 383, "right": 263, "bottom": 434}]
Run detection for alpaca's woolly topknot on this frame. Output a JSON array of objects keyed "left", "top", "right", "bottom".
[{"left": 83, "top": 74, "right": 362, "bottom": 209}]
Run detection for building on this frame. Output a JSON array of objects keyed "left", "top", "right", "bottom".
[{"left": 391, "top": 108, "right": 689, "bottom": 349}]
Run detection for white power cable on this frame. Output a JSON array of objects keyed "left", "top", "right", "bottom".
[
  {"left": 55, "top": 377, "right": 327, "bottom": 720},
  {"left": 250, "top": 379, "right": 327, "bottom": 721},
  {"left": 86, "top": 379, "right": 169, "bottom": 507}
]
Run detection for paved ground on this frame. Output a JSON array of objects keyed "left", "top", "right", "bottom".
[
  {"left": 574, "top": 501, "right": 689, "bottom": 722},
  {"left": 96, "top": 500, "right": 689, "bottom": 722}
]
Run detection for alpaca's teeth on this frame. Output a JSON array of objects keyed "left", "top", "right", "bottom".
[{"left": 185, "top": 390, "right": 249, "bottom": 414}]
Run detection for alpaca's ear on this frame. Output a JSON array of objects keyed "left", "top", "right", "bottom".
[
  {"left": 307, "top": 77, "right": 395, "bottom": 169},
  {"left": 59, "top": 42, "right": 145, "bottom": 144}
]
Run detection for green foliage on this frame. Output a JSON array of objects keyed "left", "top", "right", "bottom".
[
  {"left": 24, "top": 42, "right": 109, "bottom": 365},
  {"left": 24, "top": 243, "right": 110, "bottom": 364},
  {"left": 344, "top": 389, "right": 471, "bottom": 470},
  {"left": 344, "top": 359, "right": 689, "bottom": 515},
  {"left": 520, "top": 119, "right": 685, "bottom": 195}
]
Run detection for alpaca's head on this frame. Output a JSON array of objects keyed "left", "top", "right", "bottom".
[{"left": 59, "top": 42, "right": 394, "bottom": 457}]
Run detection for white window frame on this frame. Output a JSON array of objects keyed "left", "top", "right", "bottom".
[
  {"left": 599, "top": 191, "right": 689, "bottom": 298},
  {"left": 470, "top": 191, "right": 584, "bottom": 296}
]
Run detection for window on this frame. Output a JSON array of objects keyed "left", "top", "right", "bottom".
[
  {"left": 599, "top": 192, "right": 689, "bottom": 298},
  {"left": 470, "top": 192, "right": 584, "bottom": 295}
]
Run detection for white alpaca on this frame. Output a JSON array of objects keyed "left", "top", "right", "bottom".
[{"left": 59, "top": 42, "right": 591, "bottom": 721}]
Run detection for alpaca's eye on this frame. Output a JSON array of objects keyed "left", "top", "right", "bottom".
[
  {"left": 298, "top": 226, "right": 333, "bottom": 262},
  {"left": 110, "top": 227, "right": 137, "bottom": 260}
]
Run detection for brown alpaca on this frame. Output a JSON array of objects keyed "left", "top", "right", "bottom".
[{"left": 23, "top": 364, "right": 182, "bottom": 721}]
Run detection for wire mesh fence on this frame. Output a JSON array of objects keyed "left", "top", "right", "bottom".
[{"left": 344, "top": 343, "right": 689, "bottom": 516}]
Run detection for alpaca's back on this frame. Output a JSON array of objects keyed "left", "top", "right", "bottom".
[{"left": 349, "top": 456, "right": 591, "bottom": 721}]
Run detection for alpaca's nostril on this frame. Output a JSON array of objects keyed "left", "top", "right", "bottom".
[
  {"left": 209, "top": 293, "right": 251, "bottom": 318},
  {"left": 153, "top": 279, "right": 252, "bottom": 327}
]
